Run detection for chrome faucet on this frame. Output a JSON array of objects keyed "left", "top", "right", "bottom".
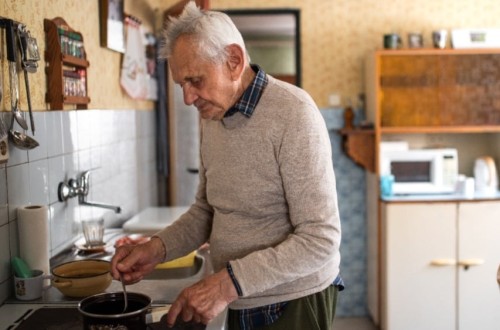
[{"left": 58, "top": 170, "right": 121, "bottom": 213}]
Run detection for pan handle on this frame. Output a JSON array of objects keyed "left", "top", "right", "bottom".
[{"left": 145, "top": 305, "right": 171, "bottom": 324}]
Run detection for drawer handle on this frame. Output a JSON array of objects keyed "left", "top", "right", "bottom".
[{"left": 430, "top": 259, "right": 456, "bottom": 266}]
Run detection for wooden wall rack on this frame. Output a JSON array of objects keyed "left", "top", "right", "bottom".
[{"left": 44, "top": 17, "right": 90, "bottom": 110}]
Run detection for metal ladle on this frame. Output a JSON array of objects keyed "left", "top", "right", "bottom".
[
  {"left": 119, "top": 272, "right": 128, "bottom": 313},
  {"left": 8, "top": 103, "right": 39, "bottom": 150}
]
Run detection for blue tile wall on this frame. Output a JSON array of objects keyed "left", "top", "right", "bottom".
[{"left": 321, "top": 108, "right": 368, "bottom": 317}]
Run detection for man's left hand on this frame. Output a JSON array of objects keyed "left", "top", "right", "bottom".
[{"left": 166, "top": 269, "right": 239, "bottom": 326}]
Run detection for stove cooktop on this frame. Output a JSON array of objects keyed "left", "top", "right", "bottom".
[{"left": 8, "top": 307, "right": 206, "bottom": 330}]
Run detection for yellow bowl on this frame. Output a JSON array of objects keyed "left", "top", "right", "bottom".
[
  {"left": 51, "top": 259, "right": 112, "bottom": 297},
  {"left": 155, "top": 251, "right": 196, "bottom": 269}
]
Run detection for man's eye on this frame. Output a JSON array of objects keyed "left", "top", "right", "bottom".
[{"left": 191, "top": 78, "right": 201, "bottom": 87}]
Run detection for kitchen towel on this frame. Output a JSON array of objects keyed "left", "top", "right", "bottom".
[
  {"left": 120, "top": 19, "right": 148, "bottom": 99},
  {"left": 17, "top": 205, "right": 50, "bottom": 275}
]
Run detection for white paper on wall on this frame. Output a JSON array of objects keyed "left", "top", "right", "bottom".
[{"left": 120, "top": 23, "right": 148, "bottom": 99}]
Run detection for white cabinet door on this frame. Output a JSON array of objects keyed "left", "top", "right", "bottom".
[
  {"left": 458, "top": 202, "right": 500, "bottom": 330},
  {"left": 383, "top": 203, "right": 456, "bottom": 330}
]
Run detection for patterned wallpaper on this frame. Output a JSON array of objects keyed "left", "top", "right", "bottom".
[
  {"left": 0, "top": 0, "right": 158, "bottom": 112},
  {"left": 2, "top": 0, "right": 500, "bottom": 111},
  {"left": 209, "top": 0, "right": 500, "bottom": 108}
]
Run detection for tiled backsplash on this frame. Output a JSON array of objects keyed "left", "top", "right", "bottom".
[
  {"left": 321, "top": 108, "right": 368, "bottom": 317},
  {"left": 0, "top": 109, "right": 158, "bottom": 304}
]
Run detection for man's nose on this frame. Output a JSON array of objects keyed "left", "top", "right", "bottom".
[{"left": 182, "top": 85, "right": 197, "bottom": 105}]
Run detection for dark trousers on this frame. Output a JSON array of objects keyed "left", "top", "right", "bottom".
[{"left": 228, "top": 285, "right": 339, "bottom": 330}]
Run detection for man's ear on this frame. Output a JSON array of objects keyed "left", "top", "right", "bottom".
[{"left": 225, "top": 44, "right": 245, "bottom": 80}]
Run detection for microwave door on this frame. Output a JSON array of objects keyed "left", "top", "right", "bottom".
[{"left": 390, "top": 160, "right": 437, "bottom": 194}]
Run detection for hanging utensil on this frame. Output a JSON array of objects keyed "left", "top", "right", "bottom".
[
  {"left": 0, "top": 30, "right": 8, "bottom": 140},
  {"left": 4, "top": 20, "right": 37, "bottom": 150},
  {"left": 5, "top": 19, "right": 28, "bottom": 130},
  {"left": 119, "top": 272, "right": 128, "bottom": 313},
  {"left": 8, "top": 109, "right": 39, "bottom": 150},
  {"left": 17, "top": 24, "right": 38, "bottom": 135}
]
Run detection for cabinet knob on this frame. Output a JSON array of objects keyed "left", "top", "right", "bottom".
[{"left": 430, "top": 258, "right": 456, "bottom": 266}]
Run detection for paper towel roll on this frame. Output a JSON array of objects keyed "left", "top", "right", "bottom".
[{"left": 17, "top": 205, "right": 50, "bottom": 275}]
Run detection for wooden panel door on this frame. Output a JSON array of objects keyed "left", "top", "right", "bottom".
[
  {"left": 458, "top": 201, "right": 500, "bottom": 330},
  {"left": 383, "top": 202, "right": 456, "bottom": 330}
]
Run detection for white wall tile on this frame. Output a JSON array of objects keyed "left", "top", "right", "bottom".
[
  {"left": 0, "top": 167, "right": 8, "bottom": 227},
  {"left": 89, "top": 110, "right": 102, "bottom": 149},
  {"left": 7, "top": 144, "right": 28, "bottom": 167},
  {"left": 76, "top": 110, "right": 91, "bottom": 151},
  {"left": 29, "top": 159, "right": 49, "bottom": 206},
  {"left": 62, "top": 111, "right": 79, "bottom": 154},
  {"left": 6, "top": 164, "right": 31, "bottom": 221},
  {"left": 0, "top": 224, "right": 10, "bottom": 282},
  {"left": 77, "top": 149, "right": 92, "bottom": 175},
  {"left": 48, "top": 155, "right": 64, "bottom": 205},
  {"left": 46, "top": 111, "right": 64, "bottom": 158},
  {"left": 27, "top": 112, "right": 48, "bottom": 162},
  {"left": 49, "top": 202, "right": 78, "bottom": 253},
  {"left": 118, "top": 110, "right": 136, "bottom": 141}
]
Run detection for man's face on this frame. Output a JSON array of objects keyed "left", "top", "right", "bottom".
[{"left": 169, "top": 35, "right": 237, "bottom": 121}]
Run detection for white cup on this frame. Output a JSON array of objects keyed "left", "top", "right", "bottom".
[
  {"left": 464, "top": 177, "right": 475, "bottom": 198},
  {"left": 432, "top": 30, "right": 447, "bottom": 49},
  {"left": 14, "top": 269, "right": 51, "bottom": 300},
  {"left": 82, "top": 218, "right": 104, "bottom": 246}
]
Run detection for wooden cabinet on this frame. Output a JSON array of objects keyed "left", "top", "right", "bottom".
[
  {"left": 343, "top": 49, "right": 500, "bottom": 172},
  {"left": 381, "top": 201, "right": 500, "bottom": 330},
  {"left": 364, "top": 49, "right": 500, "bottom": 327},
  {"left": 44, "top": 17, "right": 90, "bottom": 110}
]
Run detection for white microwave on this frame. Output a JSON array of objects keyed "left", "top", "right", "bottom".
[{"left": 380, "top": 148, "right": 459, "bottom": 195}]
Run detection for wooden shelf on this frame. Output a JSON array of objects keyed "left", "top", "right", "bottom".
[
  {"left": 44, "top": 17, "right": 90, "bottom": 110},
  {"left": 339, "top": 128, "right": 375, "bottom": 172},
  {"left": 61, "top": 54, "right": 89, "bottom": 67}
]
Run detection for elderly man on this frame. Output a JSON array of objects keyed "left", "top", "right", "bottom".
[{"left": 111, "top": 2, "right": 342, "bottom": 329}]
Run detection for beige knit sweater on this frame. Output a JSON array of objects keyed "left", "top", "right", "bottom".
[{"left": 155, "top": 75, "right": 341, "bottom": 309}]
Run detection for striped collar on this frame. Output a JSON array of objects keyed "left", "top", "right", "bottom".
[{"left": 224, "top": 64, "right": 268, "bottom": 118}]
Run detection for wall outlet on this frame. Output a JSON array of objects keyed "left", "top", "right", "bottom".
[{"left": 0, "top": 138, "right": 9, "bottom": 164}]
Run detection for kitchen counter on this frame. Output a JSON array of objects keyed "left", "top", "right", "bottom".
[
  {"left": 123, "top": 206, "right": 190, "bottom": 235},
  {"left": 381, "top": 191, "right": 500, "bottom": 203},
  {"left": 0, "top": 227, "right": 227, "bottom": 329}
]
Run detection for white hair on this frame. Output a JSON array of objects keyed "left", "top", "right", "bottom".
[{"left": 159, "top": 1, "right": 250, "bottom": 64}]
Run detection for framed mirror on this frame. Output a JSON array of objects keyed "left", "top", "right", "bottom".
[{"left": 223, "top": 9, "right": 301, "bottom": 87}]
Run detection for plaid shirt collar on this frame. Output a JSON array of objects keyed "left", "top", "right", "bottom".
[{"left": 224, "top": 64, "right": 268, "bottom": 118}]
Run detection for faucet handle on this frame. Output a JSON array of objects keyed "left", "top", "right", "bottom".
[{"left": 79, "top": 170, "right": 91, "bottom": 196}]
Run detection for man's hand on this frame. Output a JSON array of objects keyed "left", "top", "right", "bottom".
[
  {"left": 110, "top": 236, "right": 166, "bottom": 284},
  {"left": 166, "top": 269, "right": 239, "bottom": 326}
]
